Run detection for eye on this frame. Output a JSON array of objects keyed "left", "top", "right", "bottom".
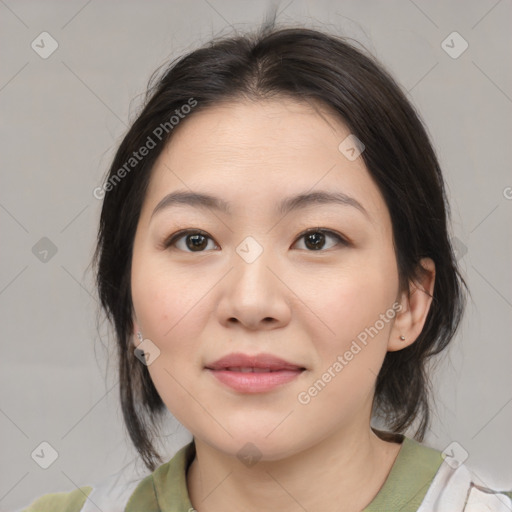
[
  {"left": 163, "top": 227, "right": 349, "bottom": 253},
  {"left": 163, "top": 229, "right": 219, "bottom": 252},
  {"left": 292, "top": 228, "right": 348, "bottom": 251}
]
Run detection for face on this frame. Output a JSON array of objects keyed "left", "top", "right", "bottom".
[{"left": 131, "top": 98, "right": 404, "bottom": 460}]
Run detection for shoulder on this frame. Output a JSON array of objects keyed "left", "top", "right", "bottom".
[
  {"left": 20, "top": 487, "right": 93, "bottom": 512},
  {"left": 370, "top": 434, "right": 512, "bottom": 511},
  {"left": 19, "top": 460, "right": 150, "bottom": 512},
  {"left": 415, "top": 442, "right": 512, "bottom": 511},
  {"left": 19, "top": 442, "right": 196, "bottom": 512}
]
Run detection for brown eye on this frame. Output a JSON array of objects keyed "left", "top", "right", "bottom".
[
  {"left": 184, "top": 233, "right": 209, "bottom": 251},
  {"left": 164, "top": 230, "right": 218, "bottom": 252},
  {"left": 293, "top": 228, "right": 348, "bottom": 251},
  {"left": 163, "top": 228, "right": 348, "bottom": 253}
]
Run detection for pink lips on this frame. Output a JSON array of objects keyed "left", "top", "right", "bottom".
[{"left": 205, "top": 353, "right": 305, "bottom": 393}]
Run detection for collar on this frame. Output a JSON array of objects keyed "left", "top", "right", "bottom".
[{"left": 126, "top": 434, "right": 443, "bottom": 511}]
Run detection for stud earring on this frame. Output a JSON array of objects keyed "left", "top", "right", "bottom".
[{"left": 399, "top": 335, "right": 405, "bottom": 341}]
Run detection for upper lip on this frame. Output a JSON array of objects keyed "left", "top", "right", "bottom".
[{"left": 206, "top": 352, "right": 305, "bottom": 371}]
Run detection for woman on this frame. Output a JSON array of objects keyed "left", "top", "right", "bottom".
[{"left": 22, "top": 21, "right": 511, "bottom": 512}]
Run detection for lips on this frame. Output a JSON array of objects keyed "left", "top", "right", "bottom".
[
  {"left": 205, "top": 353, "right": 305, "bottom": 393},
  {"left": 222, "top": 367, "right": 275, "bottom": 373},
  {"left": 206, "top": 353, "right": 305, "bottom": 372}
]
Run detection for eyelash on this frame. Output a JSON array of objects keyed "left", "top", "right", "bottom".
[{"left": 162, "top": 228, "right": 350, "bottom": 252}]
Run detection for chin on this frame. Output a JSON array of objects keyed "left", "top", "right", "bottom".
[{"left": 196, "top": 427, "right": 311, "bottom": 463}]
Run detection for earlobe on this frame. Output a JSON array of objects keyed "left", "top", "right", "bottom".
[
  {"left": 132, "top": 320, "right": 141, "bottom": 347},
  {"left": 388, "top": 257, "right": 436, "bottom": 352}
]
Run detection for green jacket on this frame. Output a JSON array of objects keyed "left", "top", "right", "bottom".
[{"left": 21, "top": 436, "right": 512, "bottom": 511}]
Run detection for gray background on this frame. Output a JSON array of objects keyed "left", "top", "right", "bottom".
[{"left": 1, "top": 0, "right": 511, "bottom": 509}]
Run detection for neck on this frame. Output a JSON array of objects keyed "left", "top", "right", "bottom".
[{"left": 187, "top": 427, "right": 402, "bottom": 512}]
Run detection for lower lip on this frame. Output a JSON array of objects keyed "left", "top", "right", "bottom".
[{"left": 207, "top": 369, "right": 303, "bottom": 393}]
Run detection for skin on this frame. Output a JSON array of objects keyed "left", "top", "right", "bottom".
[{"left": 130, "top": 97, "right": 435, "bottom": 512}]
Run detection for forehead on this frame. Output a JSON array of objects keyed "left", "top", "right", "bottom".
[
  {"left": 143, "top": 98, "right": 389, "bottom": 223},
  {"left": 161, "top": 97, "right": 348, "bottom": 162}
]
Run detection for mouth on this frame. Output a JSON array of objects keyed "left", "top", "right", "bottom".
[
  {"left": 205, "top": 353, "right": 306, "bottom": 393},
  {"left": 220, "top": 367, "right": 290, "bottom": 373}
]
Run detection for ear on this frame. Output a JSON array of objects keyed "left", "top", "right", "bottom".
[
  {"left": 388, "top": 257, "right": 436, "bottom": 352},
  {"left": 131, "top": 317, "right": 141, "bottom": 348}
]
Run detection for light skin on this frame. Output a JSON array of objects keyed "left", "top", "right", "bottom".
[{"left": 130, "top": 97, "right": 435, "bottom": 512}]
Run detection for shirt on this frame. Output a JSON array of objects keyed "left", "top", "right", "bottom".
[{"left": 20, "top": 434, "right": 512, "bottom": 511}]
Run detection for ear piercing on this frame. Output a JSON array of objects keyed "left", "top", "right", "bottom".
[
  {"left": 399, "top": 335, "right": 405, "bottom": 341},
  {"left": 137, "top": 331, "right": 143, "bottom": 342}
]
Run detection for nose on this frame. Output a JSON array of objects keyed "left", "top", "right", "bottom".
[{"left": 216, "top": 246, "right": 292, "bottom": 331}]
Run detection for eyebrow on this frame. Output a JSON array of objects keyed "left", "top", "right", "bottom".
[{"left": 150, "top": 189, "right": 369, "bottom": 220}]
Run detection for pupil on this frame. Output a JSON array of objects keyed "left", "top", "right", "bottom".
[
  {"left": 305, "top": 232, "right": 325, "bottom": 250},
  {"left": 187, "top": 234, "right": 207, "bottom": 251}
]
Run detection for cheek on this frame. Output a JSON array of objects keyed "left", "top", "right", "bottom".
[
  {"left": 311, "top": 249, "right": 399, "bottom": 344},
  {"left": 131, "top": 259, "right": 212, "bottom": 430},
  {"left": 295, "top": 256, "right": 399, "bottom": 427},
  {"left": 131, "top": 255, "right": 207, "bottom": 342}
]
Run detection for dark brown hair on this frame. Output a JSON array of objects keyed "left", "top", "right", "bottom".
[{"left": 93, "top": 20, "right": 467, "bottom": 471}]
